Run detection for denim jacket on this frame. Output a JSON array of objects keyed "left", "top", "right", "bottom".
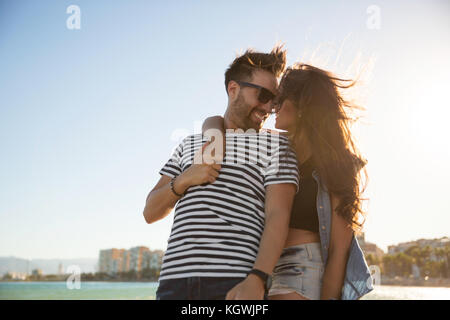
[{"left": 312, "top": 170, "right": 374, "bottom": 300}]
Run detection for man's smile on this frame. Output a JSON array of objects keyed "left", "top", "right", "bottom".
[{"left": 250, "top": 108, "right": 269, "bottom": 125}]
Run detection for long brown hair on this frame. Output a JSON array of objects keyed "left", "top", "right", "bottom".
[{"left": 278, "top": 64, "right": 368, "bottom": 233}]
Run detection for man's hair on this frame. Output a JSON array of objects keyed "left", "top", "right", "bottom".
[{"left": 224, "top": 45, "right": 287, "bottom": 93}]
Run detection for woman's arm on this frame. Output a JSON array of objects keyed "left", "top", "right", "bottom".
[
  {"left": 202, "top": 116, "right": 226, "bottom": 163},
  {"left": 202, "top": 115, "right": 225, "bottom": 134},
  {"left": 320, "top": 193, "right": 353, "bottom": 300},
  {"left": 226, "top": 183, "right": 297, "bottom": 299}
]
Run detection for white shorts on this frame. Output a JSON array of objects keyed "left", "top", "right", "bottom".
[{"left": 268, "top": 242, "right": 324, "bottom": 300}]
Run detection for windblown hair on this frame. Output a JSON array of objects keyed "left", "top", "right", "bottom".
[
  {"left": 278, "top": 64, "right": 368, "bottom": 233},
  {"left": 224, "top": 45, "right": 287, "bottom": 93}
]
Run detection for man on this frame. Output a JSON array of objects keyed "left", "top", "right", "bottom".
[{"left": 143, "top": 45, "right": 299, "bottom": 300}]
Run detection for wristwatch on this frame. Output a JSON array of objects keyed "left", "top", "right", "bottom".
[{"left": 248, "top": 268, "right": 270, "bottom": 287}]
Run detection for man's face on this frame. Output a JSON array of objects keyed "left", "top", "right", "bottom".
[{"left": 229, "top": 69, "right": 278, "bottom": 131}]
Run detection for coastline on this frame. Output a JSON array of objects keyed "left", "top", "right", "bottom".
[
  {"left": 1, "top": 281, "right": 449, "bottom": 300},
  {"left": 2, "top": 277, "right": 450, "bottom": 288},
  {"left": 381, "top": 276, "right": 450, "bottom": 288}
]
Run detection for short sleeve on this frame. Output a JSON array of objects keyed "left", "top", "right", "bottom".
[
  {"left": 159, "top": 141, "right": 183, "bottom": 178},
  {"left": 263, "top": 137, "right": 299, "bottom": 192}
]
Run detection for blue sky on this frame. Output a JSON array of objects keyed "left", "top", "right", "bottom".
[{"left": 1, "top": 0, "right": 449, "bottom": 261}]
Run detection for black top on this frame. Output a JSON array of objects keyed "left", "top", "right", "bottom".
[{"left": 289, "top": 157, "right": 319, "bottom": 233}]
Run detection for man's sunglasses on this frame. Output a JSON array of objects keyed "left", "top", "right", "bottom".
[{"left": 236, "top": 81, "right": 276, "bottom": 104}]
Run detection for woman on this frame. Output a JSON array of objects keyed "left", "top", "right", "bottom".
[
  {"left": 267, "top": 64, "right": 371, "bottom": 300},
  {"left": 203, "top": 63, "right": 373, "bottom": 300}
]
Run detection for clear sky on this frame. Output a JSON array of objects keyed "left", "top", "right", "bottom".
[{"left": 1, "top": 0, "right": 449, "bottom": 260}]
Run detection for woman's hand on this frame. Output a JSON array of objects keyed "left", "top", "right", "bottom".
[
  {"left": 178, "top": 162, "right": 221, "bottom": 189},
  {"left": 202, "top": 115, "right": 226, "bottom": 163}
]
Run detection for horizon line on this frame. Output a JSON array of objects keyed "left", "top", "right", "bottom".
[{"left": 2, "top": 235, "right": 449, "bottom": 261}]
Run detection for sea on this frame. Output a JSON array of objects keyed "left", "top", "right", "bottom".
[{"left": 0, "top": 282, "right": 449, "bottom": 300}]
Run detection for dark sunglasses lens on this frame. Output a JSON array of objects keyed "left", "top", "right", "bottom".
[{"left": 258, "top": 89, "right": 274, "bottom": 104}]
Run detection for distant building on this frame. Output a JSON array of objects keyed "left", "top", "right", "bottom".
[
  {"left": 98, "top": 248, "right": 126, "bottom": 275},
  {"left": 58, "top": 263, "right": 64, "bottom": 275},
  {"left": 129, "top": 246, "right": 151, "bottom": 272},
  {"left": 142, "top": 250, "right": 164, "bottom": 270},
  {"left": 150, "top": 250, "right": 164, "bottom": 269},
  {"left": 388, "top": 236, "right": 449, "bottom": 255},
  {"left": 98, "top": 246, "right": 164, "bottom": 275},
  {"left": 31, "top": 268, "right": 43, "bottom": 277},
  {"left": 3, "top": 272, "right": 28, "bottom": 280},
  {"left": 122, "top": 250, "right": 130, "bottom": 272},
  {"left": 357, "top": 233, "right": 385, "bottom": 260}
]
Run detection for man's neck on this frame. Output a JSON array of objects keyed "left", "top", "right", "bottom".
[
  {"left": 223, "top": 117, "right": 237, "bottom": 131},
  {"left": 223, "top": 110, "right": 242, "bottom": 131}
]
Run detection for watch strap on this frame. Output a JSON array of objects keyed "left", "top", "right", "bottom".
[{"left": 248, "top": 268, "right": 269, "bottom": 285}]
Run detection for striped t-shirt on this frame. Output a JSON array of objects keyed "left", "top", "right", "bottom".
[{"left": 158, "top": 132, "right": 299, "bottom": 281}]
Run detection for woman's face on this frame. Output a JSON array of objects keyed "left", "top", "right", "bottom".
[{"left": 274, "top": 99, "right": 298, "bottom": 132}]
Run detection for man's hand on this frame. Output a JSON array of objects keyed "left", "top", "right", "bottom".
[{"left": 225, "top": 274, "right": 265, "bottom": 300}]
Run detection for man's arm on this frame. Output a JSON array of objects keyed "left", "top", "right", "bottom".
[
  {"left": 143, "top": 175, "right": 187, "bottom": 224},
  {"left": 143, "top": 142, "right": 221, "bottom": 224},
  {"left": 225, "top": 183, "right": 296, "bottom": 300}
]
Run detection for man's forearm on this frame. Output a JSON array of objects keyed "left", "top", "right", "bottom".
[{"left": 143, "top": 177, "right": 188, "bottom": 224}]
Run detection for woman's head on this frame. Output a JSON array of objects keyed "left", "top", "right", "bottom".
[{"left": 275, "top": 64, "right": 368, "bottom": 233}]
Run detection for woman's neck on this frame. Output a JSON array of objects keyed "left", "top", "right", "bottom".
[{"left": 293, "top": 130, "right": 312, "bottom": 165}]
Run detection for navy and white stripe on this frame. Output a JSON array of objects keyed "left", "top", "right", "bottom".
[{"left": 158, "top": 132, "right": 299, "bottom": 280}]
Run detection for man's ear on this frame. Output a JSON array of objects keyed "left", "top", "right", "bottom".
[{"left": 227, "top": 80, "right": 240, "bottom": 102}]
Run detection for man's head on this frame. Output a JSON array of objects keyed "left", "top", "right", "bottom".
[{"left": 224, "top": 45, "right": 287, "bottom": 131}]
